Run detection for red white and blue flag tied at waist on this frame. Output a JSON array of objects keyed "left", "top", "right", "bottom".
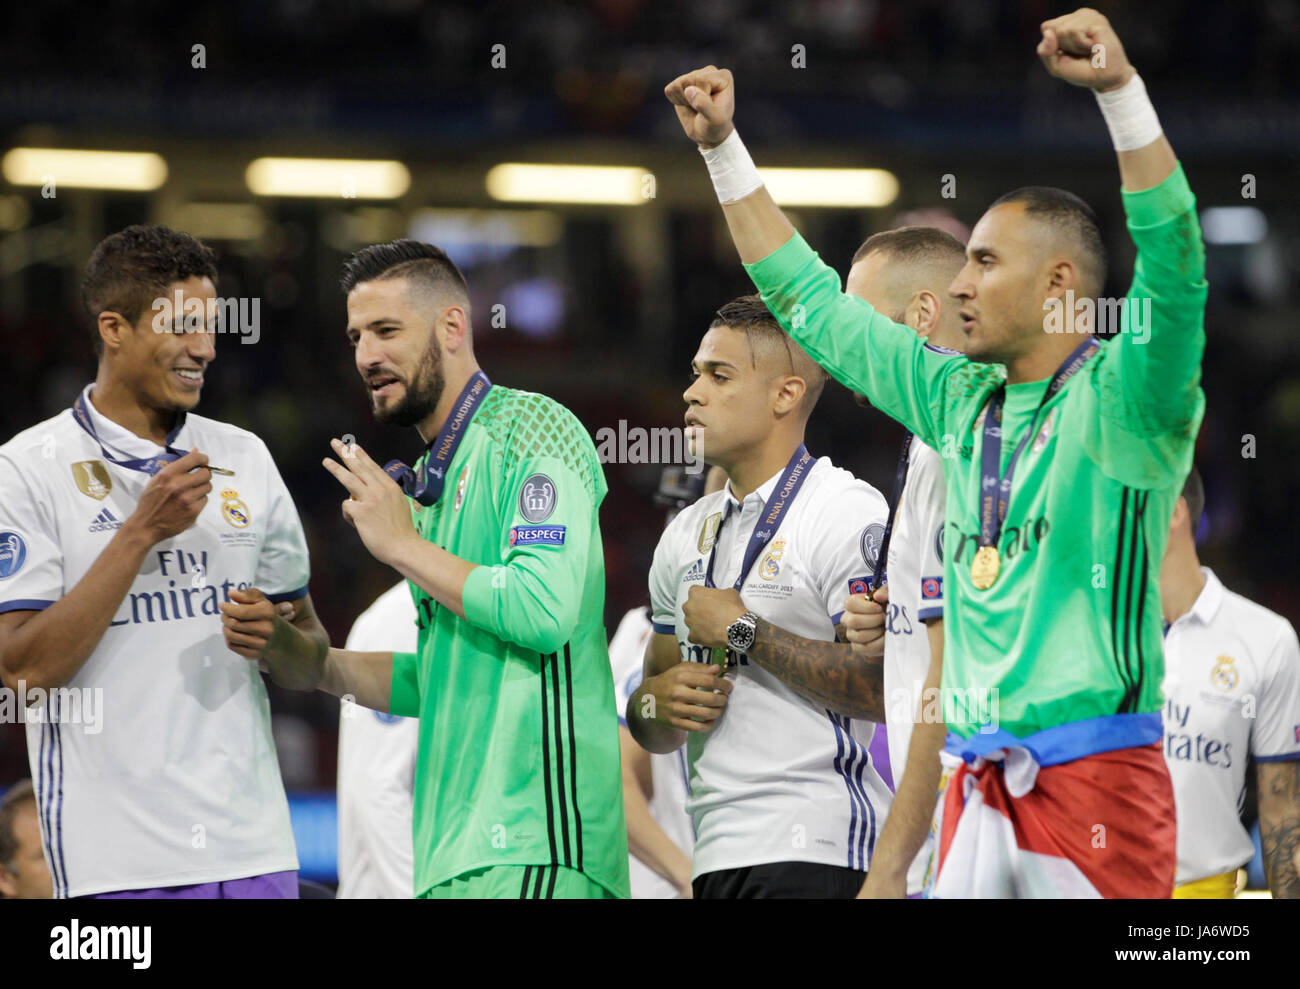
[
  {"left": 383, "top": 371, "right": 491, "bottom": 507},
  {"left": 972, "top": 336, "right": 1100, "bottom": 590},
  {"left": 930, "top": 713, "right": 1176, "bottom": 898},
  {"left": 702, "top": 445, "right": 813, "bottom": 667}
]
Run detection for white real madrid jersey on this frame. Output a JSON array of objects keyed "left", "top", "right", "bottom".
[
  {"left": 881, "top": 435, "right": 946, "bottom": 894},
  {"left": 609, "top": 605, "right": 694, "bottom": 899},
  {"left": 1162, "top": 567, "right": 1300, "bottom": 884},
  {"left": 336, "top": 581, "right": 420, "bottom": 899},
  {"left": 649, "top": 456, "right": 892, "bottom": 878},
  {"left": 0, "top": 386, "right": 309, "bottom": 897}
]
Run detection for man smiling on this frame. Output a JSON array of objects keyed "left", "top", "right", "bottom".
[{"left": 0, "top": 224, "right": 321, "bottom": 899}]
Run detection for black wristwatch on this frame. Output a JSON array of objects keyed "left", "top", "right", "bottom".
[{"left": 725, "top": 611, "right": 759, "bottom": 653}]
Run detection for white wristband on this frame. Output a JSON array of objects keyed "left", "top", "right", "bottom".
[
  {"left": 1093, "top": 72, "right": 1163, "bottom": 152},
  {"left": 699, "top": 129, "right": 764, "bottom": 204}
]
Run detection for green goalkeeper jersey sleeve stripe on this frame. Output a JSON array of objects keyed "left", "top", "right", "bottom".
[{"left": 743, "top": 167, "right": 1207, "bottom": 742}]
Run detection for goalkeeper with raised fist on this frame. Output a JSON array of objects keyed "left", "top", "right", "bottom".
[{"left": 665, "top": 8, "right": 1206, "bottom": 898}]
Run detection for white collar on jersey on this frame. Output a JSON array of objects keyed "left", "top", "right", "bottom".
[
  {"left": 723, "top": 457, "right": 814, "bottom": 510},
  {"left": 77, "top": 384, "right": 190, "bottom": 461},
  {"left": 1179, "top": 566, "right": 1225, "bottom": 627}
]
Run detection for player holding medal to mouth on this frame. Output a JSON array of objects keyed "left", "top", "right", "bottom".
[
  {"left": 667, "top": 7, "right": 1207, "bottom": 897},
  {"left": 627, "top": 296, "right": 892, "bottom": 899}
]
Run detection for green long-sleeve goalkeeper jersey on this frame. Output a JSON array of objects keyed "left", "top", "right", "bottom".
[
  {"left": 389, "top": 385, "right": 629, "bottom": 898},
  {"left": 746, "top": 165, "right": 1207, "bottom": 742}
]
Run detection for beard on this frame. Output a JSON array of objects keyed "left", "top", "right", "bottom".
[{"left": 373, "top": 338, "right": 445, "bottom": 428}]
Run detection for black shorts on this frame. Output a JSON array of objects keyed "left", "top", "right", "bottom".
[{"left": 692, "top": 861, "right": 866, "bottom": 899}]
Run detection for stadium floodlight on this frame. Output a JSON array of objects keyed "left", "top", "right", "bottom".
[
  {"left": 1, "top": 148, "right": 168, "bottom": 191},
  {"left": 760, "top": 167, "right": 899, "bottom": 208},
  {"left": 1200, "top": 206, "right": 1267, "bottom": 245},
  {"left": 245, "top": 157, "right": 410, "bottom": 199},
  {"left": 486, "top": 164, "right": 652, "bottom": 205}
]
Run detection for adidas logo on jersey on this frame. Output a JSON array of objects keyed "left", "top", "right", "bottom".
[
  {"left": 683, "top": 558, "right": 706, "bottom": 583},
  {"left": 88, "top": 508, "right": 124, "bottom": 533}
]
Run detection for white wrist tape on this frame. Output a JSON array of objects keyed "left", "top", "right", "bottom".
[
  {"left": 1093, "top": 73, "right": 1163, "bottom": 152},
  {"left": 699, "top": 129, "right": 764, "bottom": 204}
]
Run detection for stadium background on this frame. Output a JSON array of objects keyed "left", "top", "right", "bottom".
[{"left": 1, "top": 0, "right": 1297, "bottom": 884}]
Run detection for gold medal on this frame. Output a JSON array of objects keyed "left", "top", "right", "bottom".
[{"left": 971, "top": 545, "right": 1000, "bottom": 590}]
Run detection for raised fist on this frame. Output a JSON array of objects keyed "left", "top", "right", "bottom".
[
  {"left": 1037, "top": 8, "right": 1135, "bottom": 92},
  {"left": 664, "top": 65, "right": 736, "bottom": 149}
]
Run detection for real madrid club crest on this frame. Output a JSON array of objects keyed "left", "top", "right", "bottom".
[
  {"left": 698, "top": 511, "right": 722, "bottom": 554},
  {"left": 221, "top": 488, "right": 251, "bottom": 528},
  {"left": 759, "top": 537, "right": 786, "bottom": 581},
  {"left": 1210, "top": 655, "right": 1238, "bottom": 692},
  {"left": 72, "top": 460, "right": 112, "bottom": 500},
  {"left": 454, "top": 466, "right": 469, "bottom": 512}
]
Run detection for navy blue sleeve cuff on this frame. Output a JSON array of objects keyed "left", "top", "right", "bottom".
[
  {"left": 1256, "top": 751, "right": 1300, "bottom": 764},
  {"left": 0, "top": 599, "right": 54, "bottom": 615},
  {"left": 266, "top": 585, "right": 310, "bottom": 604}
]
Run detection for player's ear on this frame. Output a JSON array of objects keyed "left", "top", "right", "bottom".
[
  {"left": 1045, "top": 258, "right": 1076, "bottom": 298},
  {"left": 772, "top": 374, "right": 806, "bottom": 416},
  {"left": 1169, "top": 496, "right": 1188, "bottom": 535},
  {"left": 440, "top": 304, "right": 470, "bottom": 353},
  {"left": 97, "top": 311, "right": 131, "bottom": 355},
  {"left": 907, "top": 290, "right": 941, "bottom": 337}
]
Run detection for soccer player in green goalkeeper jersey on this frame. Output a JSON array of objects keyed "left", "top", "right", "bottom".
[
  {"left": 664, "top": 9, "right": 1206, "bottom": 897},
  {"left": 223, "top": 240, "right": 629, "bottom": 900}
]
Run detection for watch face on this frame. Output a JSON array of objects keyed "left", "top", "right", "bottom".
[{"left": 727, "top": 615, "right": 756, "bottom": 652}]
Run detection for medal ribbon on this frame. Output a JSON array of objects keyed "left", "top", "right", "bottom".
[
  {"left": 384, "top": 371, "right": 491, "bottom": 507},
  {"left": 977, "top": 337, "right": 1100, "bottom": 550},
  {"left": 702, "top": 445, "right": 814, "bottom": 668},
  {"left": 72, "top": 390, "right": 190, "bottom": 476},
  {"left": 869, "top": 431, "right": 913, "bottom": 591},
  {"left": 704, "top": 445, "right": 814, "bottom": 592}
]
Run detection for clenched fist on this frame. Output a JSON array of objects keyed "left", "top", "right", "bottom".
[
  {"left": 637, "top": 661, "right": 733, "bottom": 733},
  {"left": 664, "top": 65, "right": 735, "bottom": 149},
  {"left": 842, "top": 584, "right": 887, "bottom": 659},
  {"left": 1037, "top": 8, "right": 1135, "bottom": 92}
]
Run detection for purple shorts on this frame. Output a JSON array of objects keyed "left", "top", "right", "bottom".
[{"left": 90, "top": 869, "right": 299, "bottom": 899}]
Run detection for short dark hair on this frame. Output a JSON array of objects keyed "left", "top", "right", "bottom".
[
  {"left": 0, "top": 780, "right": 36, "bottom": 866},
  {"left": 988, "top": 186, "right": 1107, "bottom": 298},
  {"left": 340, "top": 239, "right": 470, "bottom": 308},
  {"left": 1182, "top": 465, "right": 1205, "bottom": 534},
  {"left": 81, "top": 225, "right": 218, "bottom": 354},
  {"left": 851, "top": 225, "right": 967, "bottom": 269},
  {"left": 709, "top": 294, "right": 829, "bottom": 411}
]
